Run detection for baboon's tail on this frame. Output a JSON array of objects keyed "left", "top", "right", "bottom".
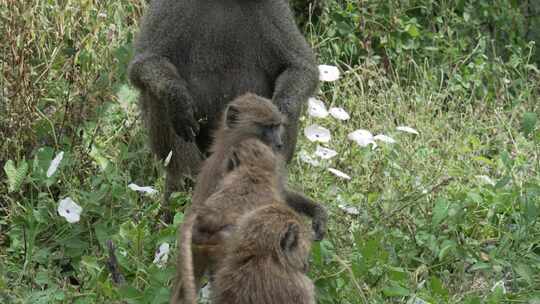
[{"left": 179, "top": 210, "right": 198, "bottom": 304}]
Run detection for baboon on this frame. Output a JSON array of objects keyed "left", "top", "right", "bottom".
[
  {"left": 128, "top": 0, "right": 319, "bottom": 220},
  {"left": 213, "top": 204, "right": 315, "bottom": 304},
  {"left": 172, "top": 135, "right": 326, "bottom": 304}
]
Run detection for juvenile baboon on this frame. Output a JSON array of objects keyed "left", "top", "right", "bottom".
[
  {"left": 172, "top": 136, "right": 326, "bottom": 304},
  {"left": 190, "top": 94, "right": 327, "bottom": 238},
  {"left": 213, "top": 204, "right": 315, "bottom": 304},
  {"left": 128, "top": 0, "right": 319, "bottom": 219}
]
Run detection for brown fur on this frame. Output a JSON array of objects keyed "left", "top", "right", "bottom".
[
  {"left": 171, "top": 94, "right": 327, "bottom": 304},
  {"left": 213, "top": 204, "right": 315, "bottom": 304}
]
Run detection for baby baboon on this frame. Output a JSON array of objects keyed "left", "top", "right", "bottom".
[
  {"left": 213, "top": 204, "right": 315, "bottom": 304},
  {"left": 128, "top": 0, "right": 319, "bottom": 219},
  {"left": 172, "top": 136, "right": 325, "bottom": 304}
]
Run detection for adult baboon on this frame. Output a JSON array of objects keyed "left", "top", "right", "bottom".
[
  {"left": 128, "top": 0, "right": 319, "bottom": 219},
  {"left": 213, "top": 204, "right": 315, "bottom": 304}
]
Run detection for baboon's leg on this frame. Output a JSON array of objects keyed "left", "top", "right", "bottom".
[
  {"left": 162, "top": 138, "right": 203, "bottom": 223},
  {"left": 283, "top": 116, "right": 300, "bottom": 163}
]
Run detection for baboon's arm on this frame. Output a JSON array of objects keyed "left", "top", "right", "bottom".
[
  {"left": 263, "top": 1, "right": 319, "bottom": 115},
  {"left": 128, "top": 53, "right": 199, "bottom": 141},
  {"left": 284, "top": 190, "right": 327, "bottom": 241}
]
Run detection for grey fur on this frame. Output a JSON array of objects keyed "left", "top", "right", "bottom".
[{"left": 128, "top": 0, "right": 319, "bottom": 220}]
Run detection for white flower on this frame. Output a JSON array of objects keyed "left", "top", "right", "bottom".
[
  {"left": 318, "top": 65, "right": 340, "bottom": 82},
  {"left": 164, "top": 150, "right": 173, "bottom": 167},
  {"left": 329, "top": 107, "right": 350, "bottom": 120},
  {"left": 98, "top": 12, "right": 107, "bottom": 18},
  {"left": 304, "top": 124, "right": 331, "bottom": 143},
  {"left": 328, "top": 168, "right": 351, "bottom": 180},
  {"left": 58, "top": 197, "right": 82, "bottom": 223},
  {"left": 128, "top": 183, "right": 158, "bottom": 195},
  {"left": 338, "top": 204, "right": 360, "bottom": 215},
  {"left": 307, "top": 98, "right": 328, "bottom": 118},
  {"left": 315, "top": 146, "right": 337, "bottom": 159},
  {"left": 491, "top": 280, "right": 506, "bottom": 294},
  {"left": 298, "top": 150, "right": 321, "bottom": 166},
  {"left": 476, "top": 175, "right": 495, "bottom": 186},
  {"left": 348, "top": 129, "right": 376, "bottom": 147},
  {"left": 47, "top": 151, "right": 64, "bottom": 178},
  {"left": 396, "top": 126, "right": 419, "bottom": 135},
  {"left": 374, "top": 134, "right": 396, "bottom": 144},
  {"left": 153, "top": 243, "right": 170, "bottom": 268}
]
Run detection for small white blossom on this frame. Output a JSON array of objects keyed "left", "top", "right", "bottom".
[
  {"left": 128, "top": 183, "right": 158, "bottom": 195},
  {"left": 318, "top": 65, "right": 340, "bottom": 82},
  {"left": 407, "top": 296, "right": 432, "bottom": 304},
  {"left": 396, "top": 126, "right": 419, "bottom": 135},
  {"left": 328, "top": 168, "right": 351, "bottom": 180},
  {"left": 47, "top": 151, "right": 64, "bottom": 177},
  {"left": 491, "top": 280, "right": 506, "bottom": 294},
  {"left": 374, "top": 134, "right": 396, "bottom": 144},
  {"left": 476, "top": 175, "right": 496, "bottom": 186},
  {"left": 307, "top": 98, "right": 328, "bottom": 118},
  {"left": 348, "top": 129, "right": 376, "bottom": 147},
  {"left": 315, "top": 146, "right": 337, "bottom": 159},
  {"left": 57, "top": 197, "right": 82, "bottom": 223},
  {"left": 329, "top": 107, "right": 350, "bottom": 120},
  {"left": 298, "top": 150, "right": 321, "bottom": 167},
  {"left": 98, "top": 12, "right": 107, "bottom": 18},
  {"left": 153, "top": 243, "right": 170, "bottom": 268},
  {"left": 338, "top": 204, "right": 360, "bottom": 215},
  {"left": 164, "top": 150, "right": 173, "bottom": 167},
  {"left": 304, "top": 124, "right": 331, "bottom": 143}
]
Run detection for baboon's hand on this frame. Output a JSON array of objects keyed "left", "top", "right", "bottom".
[
  {"left": 169, "top": 100, "right": 200, "bottom": 142},
  {"left": 312, "top": 216, "right": 327, "bottom": 241}
]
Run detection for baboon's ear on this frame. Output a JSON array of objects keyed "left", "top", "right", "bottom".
[
  {"left": 226, "top": 150, "right": 241, "bottom": 172},
  {"left": 280, "top": 222, "right": 300, "bottom": 252},
  {"left": 225, "top": 105, "right": 240, "bottom": 128}
]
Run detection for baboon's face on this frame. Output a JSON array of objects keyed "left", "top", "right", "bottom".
[
  {"left": 260, "top": 123, "right": 284, "bottom": 152},
  {"left": 225, "top": 94, "right": 286, "bottom": 153}
]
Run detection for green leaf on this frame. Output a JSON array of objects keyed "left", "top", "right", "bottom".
[
  {"left": 382, "top": 283, "right": 410, "bottom": 297},
  {"left": 429, "top": 276, "right": 449, "bottom": 299},
  {"left": 432, "top": 198, "right": 449, "bottom": 226},
  {"left": 407, "top": 24, "right": 420, "bottom": 38},
  {"left": 514, "top": 263, "right": 533, "bottom": 285},
  {"left": 4, "top": 159, "right": 29, "bottom": 192},
  {"left": 438, "top": 240, "right": 456, "bottom": 261},
  {"left": 521, "top": 112, "right": 537, "bottom": 137}
]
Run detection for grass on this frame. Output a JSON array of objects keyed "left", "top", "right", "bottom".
[{"left": 1, "top": 0, "right": 539, "bottom": 303}]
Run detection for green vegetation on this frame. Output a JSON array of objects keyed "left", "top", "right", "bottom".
[{"left": 1, "top": 0, "right": 539, "bottom": 303}]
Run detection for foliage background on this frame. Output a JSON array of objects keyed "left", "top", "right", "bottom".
[{"left": 1, "top": 0, "right": 539, "bottom": 303}]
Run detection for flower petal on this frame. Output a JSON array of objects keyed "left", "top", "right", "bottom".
[
  {"left": 476, "top": 175, "right": 495, "bottom": 186},
  {"left": 307, "top": 98, "right": 328, "bottom": 118},
  {"left": 374, "top": 134, "right": 396, "bottom": 144},
  {"left": 318, "top": 65, "right": 340, "bottom": 82},
  {"left": 347, "top": 129, "right": 375, "bottom": 147},
  {"left": 128, "top": 183, "right": 158, "bottom": 195},
  {"left": 328, "top": 168, "right": 351, "bottom": 180},
  {"left": 164, "top": 150, "right": 173, "bottom": 167},
  {"left": 338, "top": 204, "right": 360, "bottom": 215},
  {"left": 396, "top": 126, "right": 419, "bottom": 135},
  {"left": 304, "top": 124, "right": 331, "bottom": 143},
  {"left": 315, "top": 145, "right": 337, "bottom": 159},
  {"left": 58, "top": 197, "right": 82, "bottom": 223},
  {"left": 47, "top": 151, "right": 64, "bottom": 178},
  {"left": 329, "top": 107, "right": 350, "bottom": 120},
  {"left": 298, "top": 150, "right": 321, "bottom": 166},
  {"left": 153, "top": 242, "right": 170, "bottom": 268}
]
